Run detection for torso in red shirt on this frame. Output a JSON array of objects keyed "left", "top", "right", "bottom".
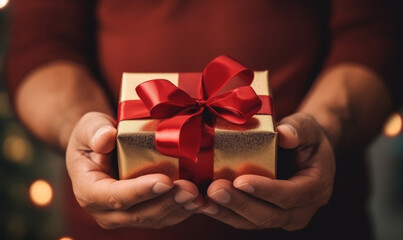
[
  {"left": 96, "top": 0, "right": 326, "bottom": 120},
  {"left": 7, "top": 0, "right": 379, "bottom": 239},
  {"left": 63, "top": 1, "right": 373, "bottom": 240}
]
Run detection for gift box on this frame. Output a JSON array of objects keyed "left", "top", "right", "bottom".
[{"left": 116, "top": 56, "right": 277, "bottom": 191}]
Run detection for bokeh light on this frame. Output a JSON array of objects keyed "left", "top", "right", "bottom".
[
  {"left": 0, "top": 0, "right": 9, "bottom": 9},
  {"left": 29, "top": 180, "right": 53, "bottom": 207},
  {"left": 59, "top": 237, "right": 74, "bottom": 240},
  {"left": 383, "top": 112, "right": 403, "bottom": 138},
  {"left": 2, "top": 134, "right": 33, "bottom": 164}
]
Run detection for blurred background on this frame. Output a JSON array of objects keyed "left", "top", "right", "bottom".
[
  {"left": 0, "top": 1, "right": 71, "bottom": 240},
  {"left": 0, "top": 0, "right": 402, "bottom": 239}
]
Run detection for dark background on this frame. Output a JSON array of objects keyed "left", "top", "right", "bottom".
[{"left": 0, "top": 1, "right": 402, "bottom": 240}]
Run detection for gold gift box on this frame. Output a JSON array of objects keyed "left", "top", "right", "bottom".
[{"left": 117, "top": 71, "right": 277, "bottom": 184}]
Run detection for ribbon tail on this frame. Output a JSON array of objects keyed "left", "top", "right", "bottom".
[{"left": 155, "top": 110, "right": 203, "bottom": 162}]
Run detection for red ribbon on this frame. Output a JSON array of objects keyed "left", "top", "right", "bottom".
[{"left": 118, "top": 55, "right": 272, "bottom": 187}]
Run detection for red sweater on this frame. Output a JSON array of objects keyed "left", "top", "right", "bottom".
[{"left": 6, "top": 0, "right": 400, "bottom": 239}]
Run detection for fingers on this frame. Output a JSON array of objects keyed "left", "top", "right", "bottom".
[
  {"left": 203, "top": 178, "right": 326, "bottom": 230},
  {"left": 233, "top": 175, "right": 331, "bottom": 209},
  {"left": 66, "top": 112, "right": 117, "bottom": 177},
  {"left": 75, "top": 173, "right": 175, "bottom": 211},
  {"left": 151, "top": 180, "right": 204, "bottom": 228},
  {"left": 66, "top": 112, "right": 206, "bottom": 229},
  {"left": 155, "top": 207, "right": 196, "bottom": 228},
  {"left": 92, "top": 180, "right": 203, "bottom": 229},
  {"left": 205, "top": 179, "right": 290, "bottom": 228},
  {"left": 200, "top": 113, "right": 336, "bottom": 231},
  {"left": 200, "top": 202, "right": 258, "bottom": 229}
]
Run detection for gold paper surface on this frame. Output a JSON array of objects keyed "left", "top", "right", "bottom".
[{"left": 117, "top": 71, "right": 277, "bottom": 181}]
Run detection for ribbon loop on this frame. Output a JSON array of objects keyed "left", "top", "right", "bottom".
[
  {"left": 202, "top": 55, "right": 254, "bottom": 98},
  {"left": 136, "top": 79, "right": 197, "bottom": 118}
]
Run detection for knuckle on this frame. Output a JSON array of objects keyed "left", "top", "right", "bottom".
[
  {"left": 106, "top": 193, "right": 124, "bottom": 209},
  {"left": 76, "top": 198, "right": 91, "bottom": 209},
  {"left": 75, "top": 193, "right": 96, "bottom": 209},
  {"left": 129, "top": 213, "right": 149, "bottom": 225}
]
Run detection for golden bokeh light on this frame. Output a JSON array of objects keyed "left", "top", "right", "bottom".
[
  {"left": 29, "top": 180, "right": 53, "bottom": 207},
  {"left": 2, "top": 134, "right": 32, "bottom": 164},
  {"left": 0, "top": 0, "right": 9, "bottom": 9},
  {"left": 59, "top": 237, "right": 74, "bottom": 240},
  {"left": 383, "top": 112, "right": 403, "bottom": 138}
]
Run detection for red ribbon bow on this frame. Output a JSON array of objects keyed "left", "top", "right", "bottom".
[{"left": 134, "top": 55, "right": 262, "bottom": 162}]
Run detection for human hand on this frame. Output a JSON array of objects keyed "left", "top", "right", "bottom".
[
  {"left": 66, "top": 112, "right": 203, "bottom": 229},
  {"left": 200, "top": 112, "right": 335, "bottom": 230}
]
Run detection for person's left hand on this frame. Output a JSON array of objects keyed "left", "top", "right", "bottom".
[{"left": 199, "top": 112, "right": 336, "bottom": 230}]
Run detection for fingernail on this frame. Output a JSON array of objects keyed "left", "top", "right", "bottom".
[
  {"left": 152, "top": 182, "right": 173, "bottom": 194},
  {"left": 234, "top": 182, "right": 255, "bottom": 193},
  {"left": 184, "top": 201, "right": 202, "bottom": 211},
  {"left": 202, "top": 204, "right": 219, "bottom": 215},
  {"left": 209, "top": 189, "right": 231, "bottom": 204},
  {"left": 174, "top": 190, "right": 195, "bottom": 204},
  {"left": 94, "top": 126, "right": 114, "bottom": 141},
  {"left": 280, "top": 124, "right": 297, "bottom": 136}
]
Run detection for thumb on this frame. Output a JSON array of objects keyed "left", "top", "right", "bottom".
[
  {"left": 277, "top": 123, "right": 298, "bottom": 149},
  {"left": 277, "top": 112, "right": 322, "bottom": 149},
  {"left": 73, "top": 112, "right": 117, "bottom": 154},
  {"left": 92, "top": 125, "right": 117, "bottom": 154}
]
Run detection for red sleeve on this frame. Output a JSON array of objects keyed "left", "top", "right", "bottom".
[
  {"left": 323, "top": 0, "right": 401, "bottom": 104},
  {"left": 5, "top": 0, "right": 96, "bottom": 101}
]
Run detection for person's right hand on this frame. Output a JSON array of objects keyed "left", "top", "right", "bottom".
[{"left": 66, "top": 112, "right": 203, "bottom": 229}]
